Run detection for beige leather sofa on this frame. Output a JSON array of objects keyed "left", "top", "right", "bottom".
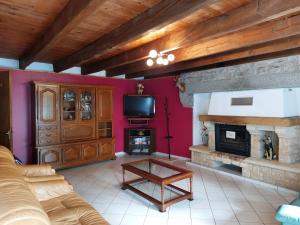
[{"left": 0, "top": 146, "right": 108, "bottom": 225}]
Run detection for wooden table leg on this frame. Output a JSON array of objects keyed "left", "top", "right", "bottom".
[
  {"left": 121, "top": 168, "right": 126, "bottom": 190},
  {"left": 189, "top": 176, "right": 193, "bottom": 201},
  {"left": 149, "top": 161, "right": 151, "bottom": 174},
  {"left": 160, "top": 185, "right": 166, "bottom": 212}
]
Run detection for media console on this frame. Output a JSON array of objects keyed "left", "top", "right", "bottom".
[{"left": 124, "top": 128, "right": 156, "bottom": 155}]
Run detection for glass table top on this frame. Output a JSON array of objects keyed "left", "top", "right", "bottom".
[{"left": 125, "top": 159, "right": 183, "bottom": 179}]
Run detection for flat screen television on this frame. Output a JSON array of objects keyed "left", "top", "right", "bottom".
[{"left": 124, "top": 95, "right": 155, "bottom": 118}]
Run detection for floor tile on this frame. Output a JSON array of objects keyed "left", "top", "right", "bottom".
[{"left": 58, "top": 154, "right": 294, "bottom": 225}]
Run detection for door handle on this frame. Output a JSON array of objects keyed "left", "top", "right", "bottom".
[{"left": 4, "top": 130, "right": 11, "bottom": 141}]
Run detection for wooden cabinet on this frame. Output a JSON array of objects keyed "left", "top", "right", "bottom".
[
  {"left": 97, "top": 88, "right": 112, "bottom": 121},
  {"left": 124, "top": 128, "right": 155, "bottom": 155},
  {"left": 34, "top": 82, "right": 115, "bottom": 169},
  {"left": 99, "top": 138, "right": 115, "bottom": 161},
  {"left": 96, "top": 88, "right": 113, "bottom": 139},
  {"left": 82, "top": 143, "right": 98, "bottom": 161},
  {"left": 61, "top": 86, "right": 96, "bottom": 142},
  {"left": 62, "top": 145, "right": 82, "bottom": 166},
  {"left": 38, "top": 146, "right": 61, "bottom": 169},
  {"left": 36, "top": 84, "right": 60, "bottom": 146}
]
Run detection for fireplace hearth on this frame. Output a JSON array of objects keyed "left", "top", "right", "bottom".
[{"left": 215, "top": 124, "right": 250, "bottom": 157}]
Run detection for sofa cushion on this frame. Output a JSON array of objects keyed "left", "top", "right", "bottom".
[
  {"left": 41, "top": 192, "right": 108, "bottom": 225},
  {"left": 0, "top": 163, "right": 50, "bottom": 225},
  {"left": 28, "top": 180, "right": 74, "bottom": 201},
  {"left": 0, "top": 146, "right": 15, "bottom": 162}
]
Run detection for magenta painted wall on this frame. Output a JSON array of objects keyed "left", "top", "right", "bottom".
[
  {"left": 143, "top": 77, "right": 193, "bottom": 158},
  {"left": 9, "top": 70, "right": 192, "bottom": 163}
]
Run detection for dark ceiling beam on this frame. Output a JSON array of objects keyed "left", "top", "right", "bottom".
[
  {"left": 82, "top": 0, "right": 300, "bottom": 74},
  {"left": 19, "top": 0, "right": 105, "bottom": 70},
  {"left": 126, "top": 34, "right": 300, "bottom": 79},
  {"left": 108, "top": 13, "right": 300, "bottom": 77},
  {"left": 53, "top": 0, "right": 220, "bottom": 72}
]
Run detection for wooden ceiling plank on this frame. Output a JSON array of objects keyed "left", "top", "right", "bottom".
[
  {"left": 82, "top": 0, "right": 300, "bottom": 75},
  {"left": 108, "top": 13, "right": 300, "bottom": 77},
  {"left": 19, "top": 0, "right": 107, "bottom": 69},
  {"left": 53, "top": 0, "right": 221, "bottom": 72},
  {"left": 126, "top": 34, "right": 300, "bottom": 79}
]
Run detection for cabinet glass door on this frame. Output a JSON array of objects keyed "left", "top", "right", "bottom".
[
  {"left": 63, "top": 90, "right": 76, "bottom": 121},
  {"left": 80, "top": 90, "right": 93, "bottom": 120}
]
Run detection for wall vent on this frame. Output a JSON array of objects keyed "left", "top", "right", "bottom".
[{"left": 231, "top": 97, "right": 253, "bottom": 106}]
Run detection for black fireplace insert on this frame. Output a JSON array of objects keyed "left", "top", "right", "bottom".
[{"left": 215, "top": 124, "right": 250, "bottom": 157}]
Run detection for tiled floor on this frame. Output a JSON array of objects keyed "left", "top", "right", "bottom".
[{"left": 59, "top": 154, "right": 298, "bottom": 225}]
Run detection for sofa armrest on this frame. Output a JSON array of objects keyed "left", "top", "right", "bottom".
[
  {"left": 276, "top": 204, "right": 300, "bottom": 224},
  {"left": 17, "top": 164, "right": 56, "bottom": 176},
  {"left": 28, "top": 180, "right": 74, "bottom": 201},
  {"left": 24, "top": 174, "right": 65, "bottom": 183}
]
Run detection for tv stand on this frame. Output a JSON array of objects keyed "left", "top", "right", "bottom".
[
  {"left": 124, "top": 128, "right": 155, "bottom": 155},
  {"left": 127, "top": 118, "right": 152, "bottom": 125}
]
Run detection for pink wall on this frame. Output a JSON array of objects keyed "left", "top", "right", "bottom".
[
  {"left": 9, "top": 70, "right": 192, "bottom": 163},
  {"left": 143, "top": 77, "right": 193, "bottom": 158}
]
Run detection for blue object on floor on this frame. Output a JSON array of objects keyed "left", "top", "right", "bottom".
[{"left": 276, "top": 197, "right": 300, "bottom": 225}]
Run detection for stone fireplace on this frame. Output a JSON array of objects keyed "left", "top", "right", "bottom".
[
  {"left": 190, "top": 115, "right": 300, "bottom": 191},
  {"left": 189, "top": 87, "right": 300, "bottom": 191}
]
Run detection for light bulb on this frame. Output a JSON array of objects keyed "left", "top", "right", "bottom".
[
  {"left": 146, "top": 58, "right": 154, "bottom": 66},
  {"left": 167, "top": 54, "right": 175, "bottom": 62},
  {"left": 163, "top": 58, "right": 169, "bottom": 65},
  {"left": 156, "top": 57, "right": 163, "bottom": 65},
  {"left": 149, "top": 49, "right": 158, "bottom": 58}
]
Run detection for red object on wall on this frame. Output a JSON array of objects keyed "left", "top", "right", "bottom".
[{"left": 10, "top": 70, "right": 192, "bottom": 163}]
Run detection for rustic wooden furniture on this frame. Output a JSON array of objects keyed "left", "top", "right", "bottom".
[
  {"left": 121, "top": 159, "right": 193, "bottom": 212},
  {"left": 34, "top": 82, "right": 115, "bottom": 169},
  {"left": 124, "top": 128, "right": 155, "bottom": 155}
]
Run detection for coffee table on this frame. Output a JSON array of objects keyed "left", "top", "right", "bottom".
[{"left": 121, "top": 158, "right": 193, "bottom": 212}]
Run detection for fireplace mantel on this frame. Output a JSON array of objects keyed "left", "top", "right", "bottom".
[{"left": 199, "top": 115, "right": 300, "bottom": 127}]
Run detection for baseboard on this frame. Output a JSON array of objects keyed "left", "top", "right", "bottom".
[
  {"left": 115, "top": 152, "right": 126, "bottom": 157},
  {"left": 115, "top": 151, "right": 190, "bottom": 160},
  {"left": 153, "top": 152, "right": 190, "bottom": 160}
]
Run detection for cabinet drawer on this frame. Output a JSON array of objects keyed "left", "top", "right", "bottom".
[
  {"left": 39, "top": 125, "right": 58, "bottom": 131},
  {"left": 38, "top": 125, "right": 59, "bottom": 145},
  {"left": 61, "top": 124, "right": 95, "bottom": 142},
  {"left": 38, "top": 132, "right": 59, "bottom": 145}
]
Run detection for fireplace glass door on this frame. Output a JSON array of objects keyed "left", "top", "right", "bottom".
[{"left": 215, "top": 124, "right": 250, "bottom": 157}]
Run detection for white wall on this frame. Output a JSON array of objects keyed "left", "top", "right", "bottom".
[
  {"left": 208, "top": 88, "right": 300, "bottom": 117},
  {"left": 193, "top": 93, "right": 211, "bottom": 145}
]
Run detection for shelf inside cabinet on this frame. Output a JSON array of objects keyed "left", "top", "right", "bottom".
[{"left": 98, "top": 121, "right": 112, "bottom": 138}]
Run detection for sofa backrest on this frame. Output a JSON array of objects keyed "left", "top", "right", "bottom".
[
  {"left": 0, "top": 146, "right": 51, "bottom": 225},
  {"left": 0, "top": 145, "right": 15, "bottom": 162}
]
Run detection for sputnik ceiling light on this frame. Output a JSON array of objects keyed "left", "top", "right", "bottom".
[{"left": 146, "top": 49, "right": 175, "bottom": 67}]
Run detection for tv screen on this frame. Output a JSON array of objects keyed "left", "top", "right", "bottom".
[{"left": 124, "top": 95, "right": 155, "bottom": 118}]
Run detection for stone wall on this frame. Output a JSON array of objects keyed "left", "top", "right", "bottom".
[{"left": 179, "top": 55, "right": 300, "bottom": 107}]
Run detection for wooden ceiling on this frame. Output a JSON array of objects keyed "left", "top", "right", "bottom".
[{"left": 1, "top": 0, "right": 300, "bottom": 79}]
